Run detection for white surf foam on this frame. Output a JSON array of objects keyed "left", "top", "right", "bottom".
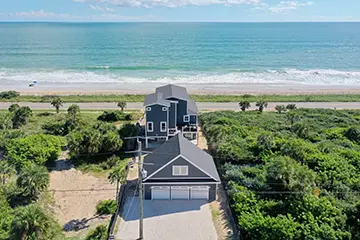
[{"left": 1, "top": 68, "right": 360, "bottom": 85}]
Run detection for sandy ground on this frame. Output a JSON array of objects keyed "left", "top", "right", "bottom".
[{"left": 49, "top": 155, "right": 116, "bottom": 238}]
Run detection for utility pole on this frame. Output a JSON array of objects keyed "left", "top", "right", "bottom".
[
  {"left": 138, "top": 140, "right": 144, "bottom": 240},
  {"left": 125, "top": 136, "right": 153, "bottom": 240}
]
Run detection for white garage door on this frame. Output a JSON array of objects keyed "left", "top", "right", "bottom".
[
  {"left": 190, "top": 186, "right": 209, "bottom": 200},
  {"left": 171, "top": 186, "right": 190, "bottom": 200},
  {"left": 151, "top": 186, "right": 170, "bottom": 200}
]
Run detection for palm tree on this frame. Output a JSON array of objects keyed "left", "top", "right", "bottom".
[
  {"left": 108, "top": 160, "right": 128, "bottom": 200},
  {"left": 8, "top": 103, "right": 20, "bottom": 113},
  {"left": 275, "top": 105, "right": 286, "bottom": 114},
  {"left": 0, "top": 161, "right": 15, "bottom": 186},
  {"left": 10, "top": 204, "right": 62, "bottom": 240},
  {"left": 286, "top": 104, "right": 297, "bottom": 111},
  {"left": 286, "top": 111, "right": 300, "bottom": 128},
  {"left": 51, "top": 97, "right": 63, "bottom": 114},
  {"left": 256, "top": 101, "right": 268, "bottom": 113},
  {"left": 16, "top": 164, "right": 49, "bottom": 201},
  {"left": 67, "top": 104, "right": 80, "bottom": 119},
  {"left": 117, "top": 101, "right": 127, "bottom": 112},
  {"left": 239, "top": 101, "right": 251, "bottom": 112},
  {"left": 12, "top": 106, "right": 32, "bottom": 129}
]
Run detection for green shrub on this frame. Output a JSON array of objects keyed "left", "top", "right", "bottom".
[
  {"left": 97, "top": 111, "right": 132, "bottom": 122},
  {"left": 86, "top": 224, "right": 108, "bottom": 240},
  {"left": 5, "top": 134, "right": 64, "bottom": 169},
  {"left": 0, "top": 91, "right": 20, "bottom": 99},
  {"left": 96, "top": 200, "right": 117, "bottom": 215}
]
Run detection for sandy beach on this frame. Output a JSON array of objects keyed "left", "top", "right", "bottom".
[{"left": 2, "top": 82, "right": 360, "bottom": 95}]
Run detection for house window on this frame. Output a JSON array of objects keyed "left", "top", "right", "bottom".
[
  {"left": 147, "top": 122, "right": 153, "bottom": 132},
  {"left": 172, "top": 166, "right": 188, "bottom": 176},
  {"left": 146, "top": 107, "right": 151, "bottom": 111},
  {"left": 162, "top": 107, "right": 167, "bottom": 111},
  {"left": 183, "top": 115, "right": 190, "bottom": 122},
  {"left": 160, "top": 122, "right": 167, "bottom": 132}
]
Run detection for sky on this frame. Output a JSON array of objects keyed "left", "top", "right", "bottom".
[{"left": 0, "top": 0, "right": 359, "bottom": 22}]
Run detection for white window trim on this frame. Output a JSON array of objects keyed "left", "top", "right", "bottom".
[
  {"left": 146, "top": 107, "right": 151, "bottom": 111},
  {"left": 162, "top": 107, "right": 167, "bottom": 111},
  {"left": 147, "top": 122, "right": 154, "bottom": 132},
  {"left": 172, "top": 165, "right": 189, "bottom": 176},
  {"left": 183, "top": 115, "right": 190, "bottom": 122},
  {"left": 160, "top": 121, "right": 167, "bottom": 132}
]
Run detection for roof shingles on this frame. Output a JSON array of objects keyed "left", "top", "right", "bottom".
[{"left": 143, "top": 134, "right": 220, "bottom": 182}]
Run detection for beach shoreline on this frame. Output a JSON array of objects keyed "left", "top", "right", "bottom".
[{"left": 2, "top": 82, "right": 360, "bottom": 95}]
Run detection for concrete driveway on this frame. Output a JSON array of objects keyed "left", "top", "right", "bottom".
[{"left": 116, "top": 197, "right": 217, "bottom": 240}]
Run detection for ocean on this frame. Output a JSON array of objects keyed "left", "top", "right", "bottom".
[{"left": 1, "top": 22, "right": 360, "bottom": 88}]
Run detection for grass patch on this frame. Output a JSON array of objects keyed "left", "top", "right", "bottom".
[{"left": 1, "top": 93, "right": 360, "bottom": 102}]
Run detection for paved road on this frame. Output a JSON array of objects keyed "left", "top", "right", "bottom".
[
  {"left": 116, "top": 197, "right": 217, "bottom": 240},
  {"left": 0, "top": 102, "right": 359, "bottom": 111}
]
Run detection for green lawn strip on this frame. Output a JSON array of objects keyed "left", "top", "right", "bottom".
[{"left": 1, "top": 93, "right": 360, "bottom": 102}]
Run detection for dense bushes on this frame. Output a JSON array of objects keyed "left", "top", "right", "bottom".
[
  {"left": 201, "top": 109, "right": 360, "bottom": 239},
  {"left": 0, "top": 91, "right": 19, "bottom": 99},
  {"left": 67, "top": 123, "right": 123, "bottom": 158},
  {"left": 98, "top": 110, "right": 132, "bottom": 122},
  {"left": 5, "top": 134, "right": 64, "bottom": 169},
  {"left": 96, "top": 199, "right": 117, "bottom": 215},
  {"left": 85, "top": 224, "right": 108, "bottom": 240}
]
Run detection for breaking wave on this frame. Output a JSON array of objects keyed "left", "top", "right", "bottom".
[{"left": 1, "top": 68, "right": 360, "bottom": 85}]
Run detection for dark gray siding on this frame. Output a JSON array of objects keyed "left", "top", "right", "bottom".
[
  {"left": 146, "top": 104, "right": 168, "bottom": 137},
  {"left": 189, "top": 115, "right": 197, "bottom": 125},
  {"left": 177, "top": 99, "right": 188, "bottom": 126},
  {"left": 149, "top": 156, "right": 210, "bottom": 179},
  {"left": 144, "top": 183, "right": 217, "bottom": 201},
  {"left": 166, "top": 98, "right": 187, "bottom": 126},
  {"left": 168, "top": 102, "right": 177, "bottom": 128}
]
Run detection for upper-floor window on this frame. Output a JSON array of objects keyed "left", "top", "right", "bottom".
[
  {"left": 147, "top": 122, "right": 153, "bottom": 132},
  {"left": 160, "top": 122, "right": 167, "bottom": 132},
  {"left": 162, "top": 107, "right": 167, "bottom": 111},
  {"left": 146, "top": 107, "right": 151, "bottom": 111},
  {"left": 183, "top": 115, "right": 190, "bottom": 122},
  {"left": 172, "top": 165, "right": 188, "bottom": 176}
]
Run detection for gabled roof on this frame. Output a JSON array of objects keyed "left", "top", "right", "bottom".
[
  {"left": 155, "top": 84, "right": 189, "bottom": 101},
  {"left": 143, "top": 134, "right": 220, "bottom": 182},
  {"left": 144, "top": 93, "right": 171, "bottom": 107},
  {"left": 187, "top": 99, "right": 198, "bottom": 115}
]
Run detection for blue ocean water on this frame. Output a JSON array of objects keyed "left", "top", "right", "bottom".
[{"left": 1, "top": 22, "right": 360, "bottom": 85}]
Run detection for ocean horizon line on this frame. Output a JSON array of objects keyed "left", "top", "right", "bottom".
[{"left": 1, "top": 21, "right": 360, "bottom": 24}]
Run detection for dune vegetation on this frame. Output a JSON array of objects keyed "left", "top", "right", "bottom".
[{"left": 201, "top": 108, "right": 360, "bottom": 240}]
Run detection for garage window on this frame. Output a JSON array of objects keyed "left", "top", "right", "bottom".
[{"left": 172, "top": 166, "right": 188, "bottom": 176}]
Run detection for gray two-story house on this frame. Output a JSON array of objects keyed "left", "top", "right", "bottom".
[
  {"left": 142, "top": 134, "right": 220, "bottom": 201},
  {"left": 143, "top": 84, "right": 198, "bottom": 148}
]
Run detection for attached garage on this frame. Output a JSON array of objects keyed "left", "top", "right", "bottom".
[
  {"left": 151, "top": 186, "right": 170, "bottom": 200},
  {"left": 190, "top": 186, "right": 209, "bottom": 200},
  {"left": 171, "top": 186, "right": 190, "bottom": 200}
]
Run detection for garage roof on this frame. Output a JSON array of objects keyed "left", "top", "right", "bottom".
[{"left": 143, "top": 134, "right": 220, "bottom": 182}]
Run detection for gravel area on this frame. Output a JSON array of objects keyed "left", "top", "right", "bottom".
[{"left": 116, "top": 198, "right": 217, "bottom": 240}]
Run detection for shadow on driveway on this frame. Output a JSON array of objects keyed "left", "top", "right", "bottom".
[{"left": 122, "top": 197, "right": 208, "bottom": 221}]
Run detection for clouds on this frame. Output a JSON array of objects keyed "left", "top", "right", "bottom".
[
  {"left": 0, "top": 9, "right": 160, "bottom": 22},
  {"left": 268, "top": 1, "right": 314, "bottom": 13},
  {"left": 73, "top": 0, "right": 266, "bottom": 8},
  {"left": 9, "top": 10, "right": 80, "bottom": 20},
  {"left": 90, "top": 5, "right": 115, "bottom": 13}
]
